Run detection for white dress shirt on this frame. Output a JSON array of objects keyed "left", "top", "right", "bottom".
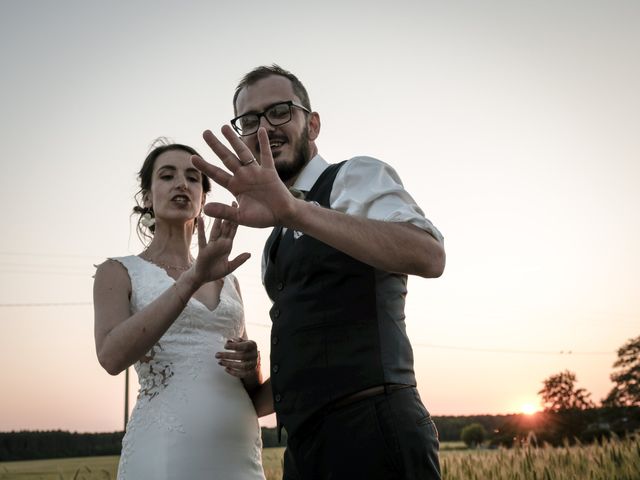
[{"left": 292, "top": 154, "right": 444, "bottom": 242}]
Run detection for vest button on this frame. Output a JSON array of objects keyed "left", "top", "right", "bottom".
[
  {"left": 272, "top": 364, "right": 279, "bottom": 373},
  {"left": 272, "top": 336, "right": 279, "bottom": 345},
  {"left": 275, "top": 394, "right": 282, "bottom": 402},
  {"left": 272, "top": 308, "right": 280, "bottom": 319},
  {"left": 277, "top": 282, "right": 284, "bottom": 291}
]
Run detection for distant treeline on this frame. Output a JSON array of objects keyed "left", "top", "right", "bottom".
[
  {"left": 0, "top": 431, "right": 123, "bottom": 461},
  {"left": 434, "top": 414, "right": 512, "bottom": 442},
  {"left": 2, "top": 407, "right": 638, "bottom": 461},
  {"left": 0, "top": 428, "right": 288, "bottom": 461},
  {"left": 434, "top": 406, "right": 640, "bottom": 446}
]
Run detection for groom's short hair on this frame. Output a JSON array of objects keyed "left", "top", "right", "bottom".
[{"left": 232, "top": 64, "right": 312, "bottom": 115}]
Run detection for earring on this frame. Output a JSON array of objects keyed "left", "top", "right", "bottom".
[{"left": 141, "top": 207, "right": 155, "bottom": 228}]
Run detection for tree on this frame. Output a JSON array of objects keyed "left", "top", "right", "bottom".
[
  {"left": 603, "top": 334, "right": 640, "bottom": 407},
  {"left": 538, "top": 370, "right": 595, "bottom": 412},
  {"left": 460, "top": 423, "right": 486, "bottom": 448}
]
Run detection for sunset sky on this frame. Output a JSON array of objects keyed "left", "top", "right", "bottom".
[{"left": 1, "top": 1, "right": 638, "bottom": 432}]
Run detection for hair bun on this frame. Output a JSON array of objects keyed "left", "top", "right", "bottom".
[{"left": 147, "top": 136, "right": 174, "bottom": 152}]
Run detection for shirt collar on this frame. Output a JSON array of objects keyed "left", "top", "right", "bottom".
[{"left": 292, "top": 154, "right": 329, "bottom": 193}]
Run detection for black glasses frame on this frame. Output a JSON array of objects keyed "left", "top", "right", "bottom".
[{"left": 230, "top": 101, "right": 311, "bottom": 136}]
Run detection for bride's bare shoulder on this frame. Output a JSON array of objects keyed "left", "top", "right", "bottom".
[{"left": 93, "top": 258, "right": 131, "bottom": 289}]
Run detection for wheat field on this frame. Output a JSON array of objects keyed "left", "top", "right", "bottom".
[
  {"left": 1, "top": 436, "right": 638, "bottom": 479},
  {"left": 441, "top": 436, "right": 640, "bottom": 480}
]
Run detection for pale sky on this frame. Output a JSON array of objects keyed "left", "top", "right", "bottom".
[{"left": 1, "top": 1, "right": 638, "bottom": 432}]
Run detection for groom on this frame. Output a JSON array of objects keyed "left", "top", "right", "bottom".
[{"left": 195, "top": 65, "right": 445, "bottom": 479}]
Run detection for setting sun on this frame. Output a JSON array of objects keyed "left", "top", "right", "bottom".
[{"left": 521, "top": 403, "right": 539, "bottom": 415}]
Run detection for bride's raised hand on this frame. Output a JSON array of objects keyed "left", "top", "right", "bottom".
[{"left": 190, "top": 205, "right": 250, "bottom": 286}]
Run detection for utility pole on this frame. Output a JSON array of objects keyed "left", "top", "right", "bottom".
[{"left": 124, "top": 367, "right": 129, "bottom": 430}]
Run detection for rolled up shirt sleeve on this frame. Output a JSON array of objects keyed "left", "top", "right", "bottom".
[{"left": 330, "top": 156, "right": 444, "bottom": 243}]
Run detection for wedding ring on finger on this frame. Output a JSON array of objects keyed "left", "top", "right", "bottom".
[{"left": 239, "top": 157, "right": 255, "bottom": 166}]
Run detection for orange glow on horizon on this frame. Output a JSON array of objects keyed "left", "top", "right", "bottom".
[{"left": 521, "top": 403, "right": 539, "bottom": 415}]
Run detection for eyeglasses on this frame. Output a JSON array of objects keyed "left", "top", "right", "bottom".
[{"left": 231, "top": 101, "right": 311, "bottom": 136}]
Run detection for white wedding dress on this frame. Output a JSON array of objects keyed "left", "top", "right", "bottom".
[{"left": 111, "top": 256, "right": 265, "bottom": 480}]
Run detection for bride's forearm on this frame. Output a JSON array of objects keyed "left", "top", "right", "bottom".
[{"left": 95, "top": 268, "right": 200, "bottom": 375}]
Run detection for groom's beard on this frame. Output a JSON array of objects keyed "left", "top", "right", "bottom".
[{"left": 276, "top": 126, "right": 311, "bottom": 184}]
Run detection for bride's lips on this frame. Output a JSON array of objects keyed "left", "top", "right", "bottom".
[{"left": 171, "top": 194, "right": 191, "bottom": 205}]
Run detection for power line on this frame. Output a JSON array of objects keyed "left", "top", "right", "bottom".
[
  {"left": 240, "top": 322, "right": 617, "bottom": 356},
  {"left": 0, "top": 302, "right": 92, "bottom": 307},
  {"left": 0, "top": 262, "right": 90, "bottom": 269},
  {"left": 0, "top": 251, "right": 100, "bottom": 259},
  {"left": 0, "top": 270, "right": 92, "bottom": 277},
  {"left": 0, "top": 254, "right": 97, "bottom": 277},
  {"left": 246, "top": 321, "right": 271, "bottom": 329},
  {"left": 0, "top": 305, "right": 622, "bottom": 356},
  {"left": 412, "top": 342, "right": 614, "bottom": 356}
]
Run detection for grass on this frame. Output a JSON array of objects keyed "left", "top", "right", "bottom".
[
  {"left": 0, "top": 455, "right": 118, "bottom": 479},
  {"left": 0, "top": 451, "right": 284, "bottom": 480},
  {"left": 262, "top": 447, "right": 285, "bottom": 480},
  {"left": 1, "top": 437, "right": 639, "bottom": 479}
]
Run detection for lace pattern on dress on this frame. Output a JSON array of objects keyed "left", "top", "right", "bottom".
[{"left": 137, "top": 342, "right": 174, "bottom": 400}]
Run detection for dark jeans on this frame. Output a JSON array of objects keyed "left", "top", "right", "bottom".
[{"left": 282, "top": 387, "right": 441, "bottom": 480}]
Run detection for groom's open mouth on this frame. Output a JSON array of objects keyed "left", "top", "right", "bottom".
[{"left": 266, "top": 135, "right": 287, "bottom": 157}]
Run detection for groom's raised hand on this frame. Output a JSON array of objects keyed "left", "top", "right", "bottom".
[
  {"left": 215, "top": 337, "right": 260, "bottom": 379},
  {"left": 192, "top": 126, "right": 298, "bottom": 229}
]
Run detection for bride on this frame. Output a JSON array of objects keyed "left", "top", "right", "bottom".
[{"left": 93, "top": 140, "right": 268, "bottom": 479}]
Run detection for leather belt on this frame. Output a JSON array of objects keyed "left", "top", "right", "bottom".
[{"left": 329, "top": 384, "right": 413, "bottom": 411}]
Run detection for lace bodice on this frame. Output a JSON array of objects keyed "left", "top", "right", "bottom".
[{"left": 114, "top": 256, "right": 244, "bottom": 396}]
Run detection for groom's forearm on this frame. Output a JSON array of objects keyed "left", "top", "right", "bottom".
[
  {"left": 241, "top": 363, "right": 263, "bottom": 392},
  {"left": 285, "top": 200, "right": 445, "bottom": 277},
  {"left": 249, "top": 378, "right": 274, "bottom": 417}
]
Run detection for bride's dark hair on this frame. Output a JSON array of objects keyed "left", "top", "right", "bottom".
[{"left": 133, "top": 137, "right": 211, "bottom": 243}]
